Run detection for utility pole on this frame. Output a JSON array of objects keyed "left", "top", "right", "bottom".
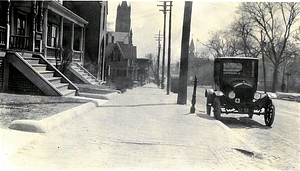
[
  {"left": 261, "top": 30, "right": 267, "bottom": 93},
  {"left": 177, "top": 1, "right": 193, "bottom": 105},
  {"left": 166, "top": 1, "right": 173, "bottom": 95},
  {"left": 158, "top": 1, "right": 168, "bottom": 89},
  {"left": 154, "top": 30, "right": 163, "bottom": 87}
]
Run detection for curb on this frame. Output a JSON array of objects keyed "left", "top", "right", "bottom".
[
  {"left": 8, "top": 100, "right": 105, "bottom": 133},
  {"left": 78, "top": 92, "right": 120, "bottom": 100}
]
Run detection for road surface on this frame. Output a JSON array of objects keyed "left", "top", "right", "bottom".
[{"left": 187, "top": 86, "right": 300, "bottom": 170}]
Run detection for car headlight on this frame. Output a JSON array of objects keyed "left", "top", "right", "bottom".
[
  {"left": 215, "top": 91, "right": 224, "bottom": 96},
  {"left": 228, "top": 91, "right": 236, "bottom": 99},
  {"left": 254, "top": 92, "right": 261, "bottom": 100}
]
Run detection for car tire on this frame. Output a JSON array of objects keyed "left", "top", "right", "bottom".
[
  {"left": 248, "top": 108, "right": 253, "bottom": 119},
  {"left": 206, "top": 105, "right": 211, "bottom": 115},
  {"left": 206, "top": 98, "right": 211, "bottom": 115},
  {"left": 264, "top": 101, "right": 275, "bottom": 126},
  {"left": 213, "top": 97, "right": 221, "bottom": 120}
]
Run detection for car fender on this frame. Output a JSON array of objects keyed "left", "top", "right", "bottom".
[{"left": 266, "top": 92, "right": 277, "bottom": 99}]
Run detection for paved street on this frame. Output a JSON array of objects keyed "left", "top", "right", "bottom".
[
  {"left": 187, "top": 86, "right": 300, "bottom": 170},
  {"left": 1, "top": 84, "right": 274, "bottom": 170}
]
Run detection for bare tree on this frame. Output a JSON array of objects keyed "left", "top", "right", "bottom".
[
  {"left": 231, "top": 14, "right": 261, "bottom": 58},
  {"left": 239, "top": 2, "right": 300, "bottom": 92},
  {"left": 145, "top": 53, "right": 157, "bottom": 83},
  {"left": 203, "top": 30, "right": 241, "bottom": 58}
]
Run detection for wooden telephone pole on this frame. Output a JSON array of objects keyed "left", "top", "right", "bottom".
[
  {"left": 177, "top": 1, "right": 193, "bottom": 105},
  {"left": 166, "top": 1, "right": 173, "bottom": 95},
  {"left": 154, "top": 31, "right": 163, "bottom": 87},
  {"left": 158, "top": 1, "right": 170, "bottom": 89}
]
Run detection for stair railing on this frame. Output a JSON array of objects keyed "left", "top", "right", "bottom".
[
  {"left": 74, "top": 63, "right": 102, "bottom": 83},
  {"left": 35, "top": 54, "right": 79, "bottom": 95}
]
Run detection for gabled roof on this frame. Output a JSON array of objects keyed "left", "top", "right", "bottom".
[{"left": 105, "top": 42, "right": 137, "bottom": 60}]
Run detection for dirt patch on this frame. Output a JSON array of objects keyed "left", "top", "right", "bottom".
[
  {"left": 0, "top": 84, "right": 119, "bottom": 129},
  {"left": 75, "top": 83, "right": 119, "bottom": 94},
  {"left": 0, "top": 93, "right": 92, "bottom": 129}
]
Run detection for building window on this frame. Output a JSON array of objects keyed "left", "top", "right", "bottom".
[
  {"left": 47, "top": 24, "right": 59, "bottom": 47},
  {"left": 17, "top": 13, "right": 26, "bottom": 36}
]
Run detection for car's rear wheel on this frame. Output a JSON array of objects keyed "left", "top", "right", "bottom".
[
  {"left": 264, "top": 101, "right": 275, "bottom": 126},
  {"left": 206, "top": 98, "right": 211, "bottom": 115},
  {"left": 213, "top": 97, "right": 221, "bottom": 120}
]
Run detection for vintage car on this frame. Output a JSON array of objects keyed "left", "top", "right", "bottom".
[{"left": 205, "top": 57, "right": 275, "bottom": 126}]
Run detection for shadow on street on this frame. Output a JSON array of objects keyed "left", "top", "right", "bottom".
[
  {"left": 193, "top": 110, "right": 270, "bottom": 129},
  {"left": 219, "top": 116, "right": 270, "bottom": 129}
]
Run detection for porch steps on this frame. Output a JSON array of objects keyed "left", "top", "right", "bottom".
[
  {"left": 31, "top": 64, "right": 47, "bottom": 71},
  {"left": 68, "top": 63, "right": 103, "bottom": 85},
  {"left": 46, "top": 57, "right": 60, "bottom": 66},
  {"left": 8, "top": 52, "right": 77, "bottom": 96}
]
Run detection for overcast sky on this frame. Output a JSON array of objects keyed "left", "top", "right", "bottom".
[{"left": 107, "top": 1, "right": 240, "bottom": 62}]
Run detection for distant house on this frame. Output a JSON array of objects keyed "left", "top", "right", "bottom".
[
  {"left": 105, "top": 41, "right": 138, "bottom": 82},
  {"left": 0, "top": 0, "right": 105, "bottom": 96},
  {"left": 137, "top": 58, "right": 151, "bottom": 83},
  {"left": 105, "top": 1, "right": 138, "bottom": 83}
]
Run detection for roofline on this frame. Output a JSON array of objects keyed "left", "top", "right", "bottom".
[
  {"left": 46, "top": 1, "right": 88, "bottom": 27},
  {"left": 215, "top": 57, "right": 258, "bottom": 60}
]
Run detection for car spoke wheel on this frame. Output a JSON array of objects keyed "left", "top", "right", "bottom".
[
  {"left": 213, "top": 97, "right": 221, "bottom": 120},
  {"left": 248, "top": 108, "right": 253, "bottom": 119},
  {"left": 206, "top": 98, "right": 211, "bottom": 115},
  {"left": 264, "top": 101, "right": 275, "bottom": 126},
  {"left": 206, "top": 105, "right": 211, "bottom": 115}
]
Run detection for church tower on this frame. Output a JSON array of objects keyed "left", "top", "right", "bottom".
[{"left": 115, "top": 1, "right": 131, "bottom": 33}]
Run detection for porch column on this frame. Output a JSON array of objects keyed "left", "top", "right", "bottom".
[
  {"left": 71, "top": 22, "right": 74, "bottom": 62},
  {"left": 135, "top": 69, "right": 138, "bottom": 80},
  {"left": 29, "top": 1, "right": 37, "bottom": 51},
  {"left": 82, "top": 26, "right": 86, "bottom": 65},
  {"left": 126, "top": 59, "right": 129, "bottom": 77},
  {"left": 80, "top": 27, "right": 83, "bottom": 63},
  {"left": 6, "top": 1, "right": 11, "bottom": 49},
  {"left": 59, "top": 16, "right": 63, "bottom": 60},
  {"left": 42, "top": 8, "right": 48, "bottom": 57},
  {"left": 38, "top": 1, "right": 43, "bottom": 53},
  {"left": 101, "top": 39, "right": 106, "bottom": 81}
]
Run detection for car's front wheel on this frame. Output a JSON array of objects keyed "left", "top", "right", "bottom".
[
  {"left": 264, "top": 101, "right": 275, "bottom": 126},
  {"left": 248, "top": 108, "right": 254, "bottom": 119},
  {"left": 213, "top": 97, "right": 221, "bottom": 120}
]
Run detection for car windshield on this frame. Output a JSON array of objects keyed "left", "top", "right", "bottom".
[{"left": 222, "top": 60, "right": 255, "bottom": 77}]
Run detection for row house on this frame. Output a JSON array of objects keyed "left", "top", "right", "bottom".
[
  {"left": 63, "top": 1, "right": 108, "bottom": 83},
  {"left": 0, "top": 0, "right": 107, "bottom": 96}
]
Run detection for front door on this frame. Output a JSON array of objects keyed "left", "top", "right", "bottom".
[{"left": 11, "top": 11, "right": 29, "bottom": 50}]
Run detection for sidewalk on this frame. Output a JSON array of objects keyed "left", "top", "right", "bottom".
[
  {"left": 1, "top": 83, "right": 272, "bottom": 170},
  {"left": 276, "top": 91, "right": 300, "bottom": 102}
]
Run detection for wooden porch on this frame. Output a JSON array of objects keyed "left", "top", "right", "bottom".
[{"left": 0, "top": 0, "right": 88, "bottom": 66}]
